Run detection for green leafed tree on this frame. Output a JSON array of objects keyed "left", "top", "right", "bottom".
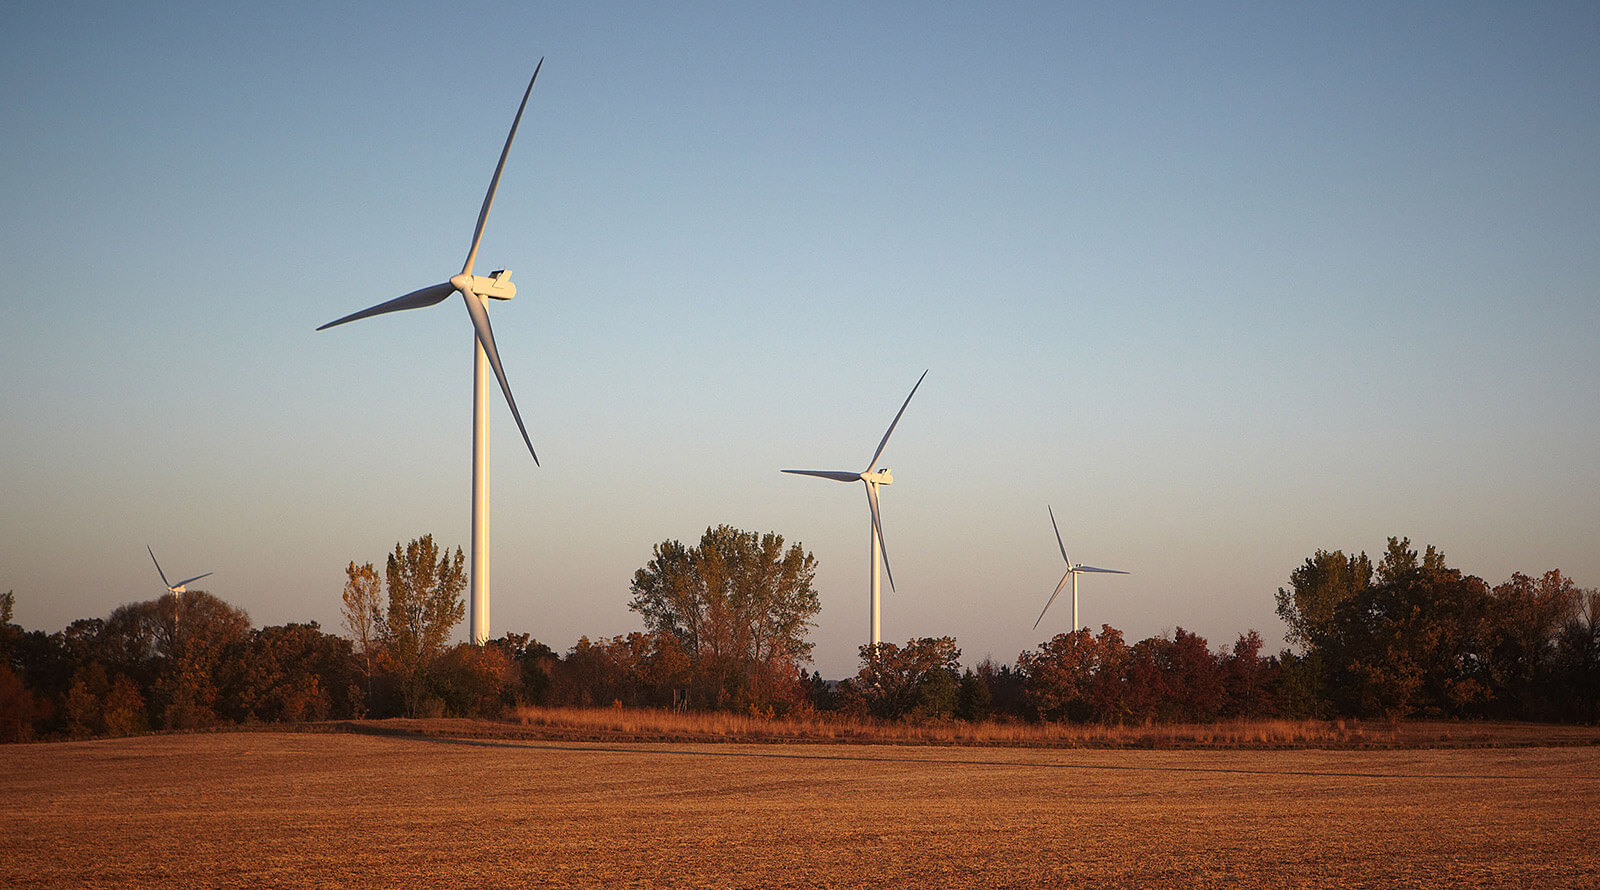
[
  {"left": 628, "top": 525, "right": 820, "bottom": 711},
  {"left": 1275, "top": 549, "right": 1373, "bottom": 651}
]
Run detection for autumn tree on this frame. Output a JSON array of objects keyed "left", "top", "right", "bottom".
[
  {"left": 1017, "top": 626, "right": 1129, "bottom": 723},
  {"left": 340, "top": 560, "right": 382, "bottom": 709},
  {"left": 0, "top": 662, "right": 45, "bottom": 742},
  {"left": 845, "top": 637, "right": 963, "bottom": 721},
  {"left": 1220, "top": 630, "right": 1279, "bottom": 719},
  {"left": 628, "top": 525, "right": 820, "bottom": 710},
  {"left": 488, "top": 633, "right": 560, "bottom": 706},
  {"left": 543, "top": 633, "right": 690, "bottom": 709},
  {"left": 375, "top": 534, "right": 467, "bottom": 716},
  {"left": 1481, "top": 571, "right": 1580, "bottom": 719},
  {"left": 432, "top": 642, "right": 517, "bottom": 718},
  {"left": 1163, "top": 628, "right": 1227, "bottom": 722},
  {"left": 548, "top": 636, "right": 627, "bottom": 708},
  {"left": 1318, "top": 539, "right": 1490, "bottom": 718},
  {"left": 341, "top": 562, "right": 381, "bottom": 663},
  {"left": 93, "top": 589, "right": 251, "bottom": 730},
  {"left": 1553, "top": 586, "right": 1600, "bottom": 722},
  {"left": 0, "top": 592, "right": 50, "bottom": 741},
  {"left": 63, "top": 661, "right": 111, "bottom": 738},
  {"left": 100, "top": 676, "right": 147, "bottom": 736},
  {"left": 216, "top": 623, "right": 358, "bottom": 723}
]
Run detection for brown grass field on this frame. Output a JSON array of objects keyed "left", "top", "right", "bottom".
[{"left": 3, "top": 722, "right": 1597, "bottom": 888}]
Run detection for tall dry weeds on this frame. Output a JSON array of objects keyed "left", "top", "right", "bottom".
[{"left": 510, "top": 705, "right": 1371, "bottom": 748}]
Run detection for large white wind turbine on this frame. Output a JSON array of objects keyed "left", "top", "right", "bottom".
[
  {"left": 782, "top": 370, "right": 927, "bottom": 648},
  {"left": 318, "top": 62, "right": 544, "bottom": 645},
  {"left": 1034, "top": 505, "right": 1128, "bottom": 632},
  {"left": 148, "top": 546, "right": 212, "bottom": 594}
]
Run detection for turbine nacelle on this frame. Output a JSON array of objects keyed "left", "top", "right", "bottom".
[
  {"left": 450, "top": 269, "right": 516, "bottom": 301},
  {"left": 862, "top": 468, "right": 893, "bottom": 486}
]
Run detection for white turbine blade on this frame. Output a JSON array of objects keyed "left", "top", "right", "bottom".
[
  {"left": 1034, "top": 572, "right": 1072, "bottom": 629},
  {"left": 147, "top": 546, "right": 172, "bottom": 589},
  {"left": 781, "top": 469, "right": 863, "bottom": 483},
  {"left": 1075, "top": 565, "right": 1129, "bottom": 575},
  {"left": 316, "top": 282, "right": 456, "bottom": 331},
  {"left": 460, "top": 290, "right": 539, "bottom": 464},
  {"left": 864, "top": 369, "right": 928, "bottom": 473},
  {"left": 864, "top": 481, "right": 894, "bottom": 591},
  {"left": 174, "top": 571, "right": 213, "bottom": 589},
  {"left": 1048, "top": 504, "right": 1070, "bottom": 565},
  {"left": 462, "top": 59, "right": 542, "bottom": 277}
]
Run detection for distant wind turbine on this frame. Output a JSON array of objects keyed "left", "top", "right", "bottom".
[
  {"left": 148, "top": 546, "right": 212, "bottom": 594},
  {"left": 782, "top": 370, "right": 927, "bottom": 648},
  {"left": 1033, "top": 505, "right": 1128, "bottom": 632},
  {"left": 317, "top": 62, "right": 545, "bottom": 645}
]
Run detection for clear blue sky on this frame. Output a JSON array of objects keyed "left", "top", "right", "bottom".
[{"left": 3, "top": 2, "right": 1596, "bottom": 678}]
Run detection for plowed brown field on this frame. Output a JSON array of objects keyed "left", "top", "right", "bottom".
[{"left": 3, "top": 729, "right": 1595, "bottom": 888}]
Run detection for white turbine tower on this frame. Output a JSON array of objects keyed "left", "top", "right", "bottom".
[
  {"left": 318, "top": 62, "right": 544, "bottom": 645},
  {"left": 1034, "top": 506, "right": 1128, "bottom": 632},
  {"left": 148, "top": 546, "right": 212, "bottom": 594},
  {"left": 782, "top": 370, "right": 927, "bottom": 648}
]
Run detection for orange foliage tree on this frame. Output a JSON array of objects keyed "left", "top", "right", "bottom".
[{"left": 628, "top": 526, "right": 819, "bottom": 712}]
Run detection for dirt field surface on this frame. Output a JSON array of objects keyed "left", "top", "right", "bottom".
[{"left": 3, "top": 729, "right": 1596, "bottom": 889}]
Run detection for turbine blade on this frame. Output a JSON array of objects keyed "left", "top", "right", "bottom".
[
  {"left": 864, "top": 369, "right": 928, "bottom": 473},
  {"left": 1034, "top": 573, "right": 1072, "bottom": 629},
  {"left": 463, "top": 59, "right": 542, "bottom": 277},
  {"left": 1075, "top": 566, "right": 1129, "bottom": 575},
  {"left": 461, "top": 291, "right": 539, "bottom": 464},
  {"left": 174, "top": 571, "right": 213, "bottom": 589},
  {"left": 1048, "top": 505, "right": 1070, "bottom": 565},
  {"left": 780, "top": 469, "right": 863, "bottom": 483},
  {"left": 865, "top": 481, "right": 894, "bottom": 591},
  {"left": 316, "top": 282, "right": 456, "bottom": 331},
  {"left": 147, "top": 546, "right": 171, "bottom": 589}
]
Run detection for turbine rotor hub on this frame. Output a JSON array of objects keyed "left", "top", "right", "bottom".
[{"left": 450, "top": 269, "right": 517, "bottom": 301}]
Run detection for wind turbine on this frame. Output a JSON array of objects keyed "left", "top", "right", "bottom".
[
  {"left": 1034, "top": 505, "right": 1128, "bottom": 632},
  {"left": 148, "top": 546, "right": 212, "bottom": 594},
  {"left": 317, "top": 62, "right": 544, "bottom": 645},
  {"left": 782, "top": 370, "right": 927, "bottom": 648}
]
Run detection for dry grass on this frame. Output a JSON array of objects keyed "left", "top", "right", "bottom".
[
  {"left": 3, "top": 728, "right": 1597, "bottom": 888},
  {"left": 507, "top": 705, "right": 1357, "bottom": 747},
  {"left": 496, "top": 705, "right": 1600, "bottom": 750}
]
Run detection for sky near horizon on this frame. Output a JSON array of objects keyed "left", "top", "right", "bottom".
[{"left": 2, "top": 2, "right": 1597, "bottom": 679}]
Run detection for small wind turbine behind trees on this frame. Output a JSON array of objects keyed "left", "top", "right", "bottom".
[
  {"left": 148, "top": 545, "right": 212, "bottom": 594},
  {"left": 782, "top": 370, "right": 927, "bottom": 648},
  {"left": 318, "top": 62, "right": 545, "bottom": 645},
  {"left": 1034, "top": 505, "right": 1128, "bottom": 632}
]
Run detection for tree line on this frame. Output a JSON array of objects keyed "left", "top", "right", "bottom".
[
  {"left": 2, "top": 530, "right": 1596, "bottom": 742},
  {"left": 1273, "top": 537, "right": 1599, "bottom": 722}
]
